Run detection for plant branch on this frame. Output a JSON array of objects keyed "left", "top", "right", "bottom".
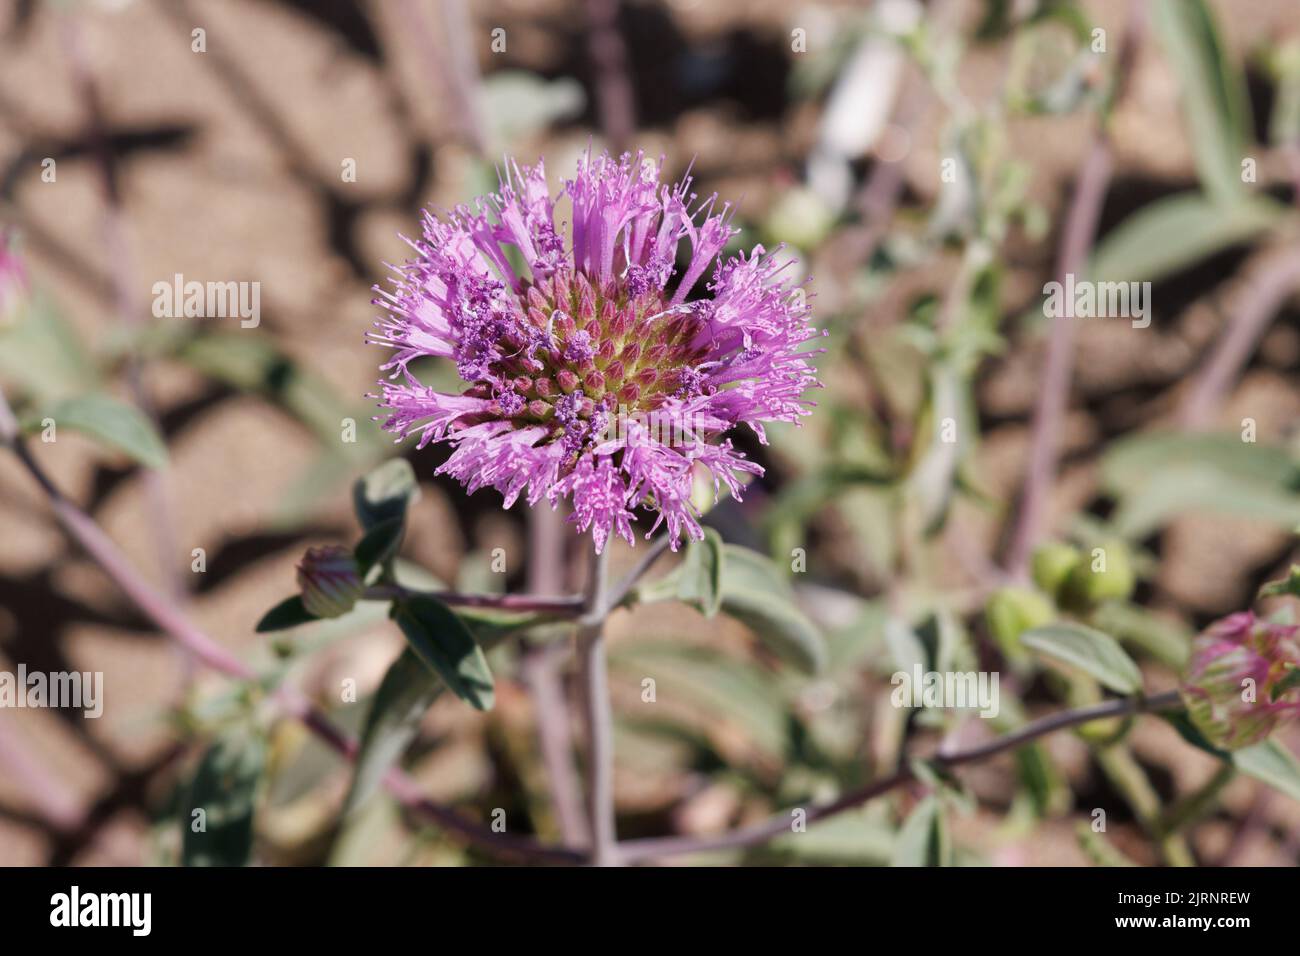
[
  {"left": 1003, "top": 1, "right": 1144, "bottom": 576},
  {"left": 0, "top": 397, "right": 583, "bottom": 865},
  {"left": 585, "top": 0, "right": 636, "bottom": 154},
  {"left": 522, "top": 505, "right": 589, "bottom": 847},
  {"left": 607, "top": 532, "right": 675, "bottom": 610},
  {"left": 0, "top": 711, "right": 84, "bottom": 833},
  {"left": 577, "top": 545, "right": 620, "bottom": 865},
  {"left": 1178, "top": 248, "right": 1300, "bottom": 429},
  {"left": 618, "top": 690, "right": 1182, "bottom": 863}
]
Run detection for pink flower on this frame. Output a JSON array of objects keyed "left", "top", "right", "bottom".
[
  {"left": 369, "top": 152, "right": 821, "bottom": 553},
  {"left": 1179, "top": 612, "right": 1300, "bottom": 750}
]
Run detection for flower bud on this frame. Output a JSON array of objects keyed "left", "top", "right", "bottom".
[
  {"left": 1060, "top": 540, "right": 1135, "bottom": 610},
  {"left": 297, "top": 545, "right": 363, "bottom": 619},
  {"left": 1180, "top": 612, "right": 1300, "bottom": 750},
  {"left": 1031, "top": 542, "right": 1081, "bottom": 601},
  {"left": 985, "top": 586, "right": 1055, "bottom": 662}
]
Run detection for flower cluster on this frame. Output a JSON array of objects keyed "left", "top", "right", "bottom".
[
  {"left": 370, "top": 151, "right": 821, "bottom": 552},
  {"left": 1179, "top": 611, "right": 1300, "bottom": 750}
]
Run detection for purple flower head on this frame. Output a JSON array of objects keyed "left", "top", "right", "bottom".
[
  {"left": 1179, "top": 611, "right": 1300, "bottom": 750},
  {"left": 370, "top": 151, "right": 821, "bottom": 553}
]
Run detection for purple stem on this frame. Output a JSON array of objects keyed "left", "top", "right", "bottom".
[
  {"left": 1003, "top": 0, "right": 1146, "bottom": 576},
  {"left": 404, "top": 0, "right": 487, "bottom": 156},
  {"left": 585, "top": 0, "right": 636, "bottom": 154},
  {"left": 0, "top": 401, "right": 582, "bottom": 864},
  {"left": 1003, "top": 138, "right": 1113, "bottom": 576},
  {"left": 577, "top": 545, "right": 620, "bottom": 865},
  {"left": 1178, "top": 250, "right": 1300, "bottom": 430},
  {"left": 523, "top": 504, "right": 590, "bottom": 847},
  {"left": 0, "top": 711, "right": 84, "bottom": 833},
  {"left": 618, "top": 690, "right": 1182, "bottom": 863}
]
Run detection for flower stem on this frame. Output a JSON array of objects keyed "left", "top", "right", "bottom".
[
  {"left": 577, "top": 545, "right": 620, "bottom": 866},
  {"left": 618, "top": 689, "right": 1184, "bottom": 863},
  {"left": 0, "top": 393, "right": 582, "bottom": 865}
]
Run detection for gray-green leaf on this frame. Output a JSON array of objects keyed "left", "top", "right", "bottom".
[
  {"left": 345, "top": 608, "right": 555, "bottom": 813},
  {"left": 891, "top": 795, "right": 951, "bottom": 867},
  {"left": 675, "top": 528, "right": 725, "bottom": 617},
  {"left": 353, "top": 459, "right": 419, "bottom": 532},
  {"left": 343, "top": 648, "right": 444, "bottom": 814},
  {"left": 1090, "top": 194, "right": 1281, "bottom": 286},
  {"left": 390, "top": 595, "right": 494, "bottom": 711},
  {"left": 255, "top": 595, "right": 318, "bottom": 633},
  {"left": 31, "top": 393, "right": 167, "bottom": 469},
  {"left": 1021, "top": 623, "right": 1143, "bottom": 694},
  {"left": 1233, "top": 738, "right": 1300, "bottom": 803},
  {"left": 1151, "top": 0, "right": 1250, "bottom": 203},
  {"left": 181, "top": 729, "right": 266, "bottom": 867}
]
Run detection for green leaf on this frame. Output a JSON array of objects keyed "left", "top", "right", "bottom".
[
  {"left": 1109, "top": 464, "right": 1300, "bottom": 538},
  {"left": 675, "top": 528, "right": 725, "bottom": 617},
  {"left": 181, "top": 729, "right": 266, "bottom": 867},
  {"left": 1102, "top": 431, "right": 1300, "bottom": 489},
  {"left": 608, "top": 641, "right": 789, "bottom": 759},
  {"left": 634, "top": 544, "right": 827, "bottom": 675},
  {"left": 1021, "top": 623, "right": 1143, "bottom": 694},
  {"left": 884, "top": 616, "right": 928, "bottom": 678},
  {"left": 764, "top": 809, "right": 895, "bottom": 865},
  {"left": 1259, "top": 565, "right": 1300, "bottom": 600},
  {"left": 353, "top": 459, "right": 419, "bottom": 532},
  {"left": 1151, "top": 0, "right": 1250, "bottom": 202},
  {"left": 354, "top": 517, "right": 405, "bottom": 576},
  {"left": 1232, "top": 739, "right": 1300, "bottom": 803},
  {"left": 1165, "top": 712, "right": 1300, "bottom": 803},
  {"left": 343, "top": 648, "right": 444, "bottom": 814},
  {"left": 342, "top": 607, "right": 555, "bottom": 815},
  {"left": 1016, "top": 743, "right": 1070, "bottom": 818},
  {"left": 481, "top": 71, "right": 585, "bottom": 147},
  {"left": 891, "top": 795, "right": 951, "bottom": 867},
  {"left": 719, "top": 585, "right": 827, "bottom": 676},
  {"left": 1089, "top": 194, "right": 1281, "bottom": 286},
  {"left": 0, "top": 293, "right": 99, "bottom": 403},
  {"left": 390, "top": 595, "right": 494, "bottom": 711},
  {"left": 31, "top": 393, "right": 167, "bottom": 468},
  {"left": 179, "top": 333, "right": 373, "bottom": 447},
  {"left": 1089, "top": 601, "right": 1191, "bottom": 670},
  {"left": 255, "top": 595, "right": 319, "bottom": 633}
]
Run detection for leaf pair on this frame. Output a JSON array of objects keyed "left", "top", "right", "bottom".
[{"left": 637, "top": 533, "right": 827, "bottom": 675}]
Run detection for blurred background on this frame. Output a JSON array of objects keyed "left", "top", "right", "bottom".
[{"left": 2, "top": 0, "right": 1300, "bottom": 866}]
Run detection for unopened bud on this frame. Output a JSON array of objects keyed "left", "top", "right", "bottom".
[
  {"left": 1031, "top": 542, "right": 1081, "bottom": 601},
  {"left": 986, "top": 586, "right": 1055, "bottom": 662},
  {"left": 1061, "top": 540, "right": 1135, "bottom": 610},
  {"left": 297, "top": 546, "right": 363, "bottom": 619},
  {"left": 1180, "top": 612, "right": 1300, "bottom": 750}
]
